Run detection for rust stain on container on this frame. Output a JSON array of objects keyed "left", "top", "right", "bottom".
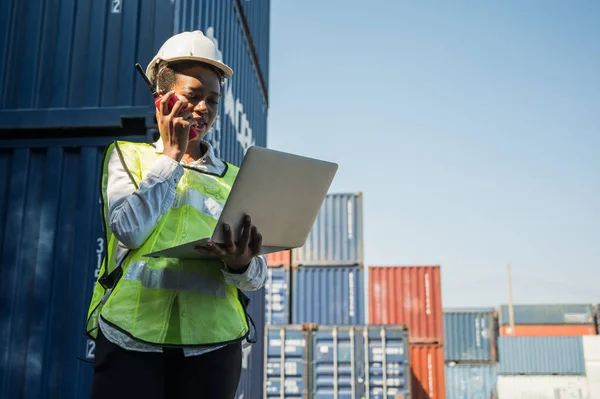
[
  {"left": 410, "top": 343, "right": 446, "bottom": 399},
  {"left": 369, "top": 266, "right": 443, "bottom": 343},
  {"left": 266, "top": 250, "right": 291, "bottom": 268},
  {"left": 500, "top": 324, "right": 597, "bottom": 337}
]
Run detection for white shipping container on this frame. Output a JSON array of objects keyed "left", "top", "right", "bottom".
[
  {"left": 583, "top": 336, "right": 600, "bottom": 399},
  {"left": 498, "top": 376, "right": 590, "bottom": 399}
]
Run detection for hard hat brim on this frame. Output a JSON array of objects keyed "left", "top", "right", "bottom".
[{"left": 146, "top": 55, "right": 233, "bottom": 83}]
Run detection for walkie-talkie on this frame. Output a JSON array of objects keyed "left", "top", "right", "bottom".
[{"left": 135, "top": 63, "right": 198, "bottom": 140}]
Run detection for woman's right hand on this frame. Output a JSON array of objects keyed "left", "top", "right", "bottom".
[{"left": 156, "top": 90, "right": 195, "bottom": 162}]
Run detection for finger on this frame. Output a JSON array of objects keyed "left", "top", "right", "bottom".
[
  {"left": 160, "top": 91, "right": 175, "bottom": 116},
  {"left": 238, "top": 215, "right": 252, "bottom": 248},
  {"left": 223, "top": 224, "right": 236, "bottom": 253},
  {"left": 207, "top": 242, "right": 228, "bottom": 257},
  {"left": 249, "top": 227, "right": 262, "bottom": 255},
  {"left": 169, "top": 96, "right": 185, "bottom": 118},
  {"left": 194, "top": 246, "right": 213, "bottom": 254}
]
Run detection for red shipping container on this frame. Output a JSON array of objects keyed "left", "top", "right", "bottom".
[
  {"left": 369, "top": 266, "right": 443, "bottom": 343},
  {"left": 410, "top": 343, "right": 446, "bottom": 399},
  {"left": 265, "top": 250, "right": 291, "bottom": 268},
  {"left": 500, "top": 324, "right": 597, "bottom": 337}
]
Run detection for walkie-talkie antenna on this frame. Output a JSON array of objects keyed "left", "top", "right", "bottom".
[{"left": 135, "top": 63, "right": 158, "bottom": 98}]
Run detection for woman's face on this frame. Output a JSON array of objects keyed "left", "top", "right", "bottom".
[{"left": 171, "top": 64, "right": 221, "bottom": 140}]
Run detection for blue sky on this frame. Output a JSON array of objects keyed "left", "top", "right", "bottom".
[{"left": 266, "top": 1, "right": 599, "bottom": 307}]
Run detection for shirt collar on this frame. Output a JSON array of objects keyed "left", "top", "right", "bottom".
[{"left": 153, "top": 138, "right": 225, "bottom": 172}]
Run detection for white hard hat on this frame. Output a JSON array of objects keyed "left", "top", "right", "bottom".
[{"left": 146, "top": 30, "right": 233, "bottom": 84}]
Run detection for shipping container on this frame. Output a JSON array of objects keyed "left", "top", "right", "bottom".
[
  {"left": 499, "top": 304, "right": 594, "bottom": 325},
  {"left": 497, "top": 376, "right": 590, "bottom": 399},
  {"left": 444, "top": 364, "right": 497, "bottom": 399},
  {"left": 236, "top": 288, "right": 266, "bottom": 399},
  {"left": 499, "top": 324, "right": 596, "bottom": 336},
  {"left": 292, "top": 266, "right": 364, "bottom": 325},
  {"left": 266, "top": 250, "right": 291, "bottom": 268},
  {"left": 265, "top": 325, "right": 310, "bottom": 399},
  {"left": 265, "top": 266, "right": 290, "bottom": 325},
  {"left": 410, "top": 344, "right": 446, "bottom": 399},
  {"left": 311, "top": 325, "right": 411, "bottom": 399},
  {"left": 0, "top": 135, "right": 148, "bottom": 399},
  {"left": 497, "top": 336, "right": 585, "bottom": 375},
  {"left": 0, "top": 0, "right": 269, "bottom": 164},
  {"left": 583, "top": 336, "right": 600, "bottom": 399},
  {"left": 240, "top": 0, "right": 270, "bottom": 89},
  {"left": 292, "top": 193, "right": 363, "bottom": 267},
  {"left": 369, "top": 266, "right": 443, "bottom": 343},
  {"left": 360, "top": 325, "right": 411, "bottom": 399},
  {"left": 443, "top": 310, "right": 496, "bottom": 363}
]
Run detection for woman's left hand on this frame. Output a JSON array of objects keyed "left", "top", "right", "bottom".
[{"left": 194, "top": 214, "right": 263, "bottom": 272}]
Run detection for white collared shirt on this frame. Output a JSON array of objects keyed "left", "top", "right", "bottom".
[{"left": 99, "top": 138, "right": 266, "bottom": 356}]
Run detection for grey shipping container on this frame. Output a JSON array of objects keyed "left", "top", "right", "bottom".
[
  {"left": 292, "top": 265, "right": 364, "bottom": 325},
  {"left": 0, "top": 135, "right": 149, "bottom": 399},
  {"left": 265, "top": 325, "right": 311, "bottom": 399},
  {"left": 312, "top": 325, "right": 411, "bottom": 399},
  {"left": 497, "top": 336, "right": 586, "bottom": 375},
  {"left": 0, "top": 0, "right": 269, "bottom": 161},
  {"left": 236, "top": 288, "right": 265, "bottom": 399},
  {"left": 443, "top": 310, "right": 496, "bottom": 363},
  {"left": 265, "top": 266, "right": 290, "bottom": 325},
  {"left": 292, "top": 193, "right": 364, "bottom": 266},
  {"left": 499, "top": 304, "right": 594, "bottom": 325},
  {"left": 444, "top": 364, "right": 497, "bottom": 399}
]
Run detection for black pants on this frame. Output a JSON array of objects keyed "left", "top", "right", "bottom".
[{"left": 91, "top": 330, "right": 242, "bottom": 399}]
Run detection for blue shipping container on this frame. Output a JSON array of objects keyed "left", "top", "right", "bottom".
[
  {"left": 0, "top": 0, "right": 269, "bottom": 160},
  {"left": 292, "top": 266, "right": 364, "bottom": 325},
  {"left": 499, "top": 304, "right": 594, "bottom": 325},
  {"left": 265, "top": 266, "right": 290, "bottom": 325},
  {"left": 236, "top": 288, "right": 265, "bottom": 399},
  {"left": 292, "top": 193, "right": 364, "bottom": 266},
  {"left": 497, "top": 336, "right": 586, "bottom": 375},
  {"left": 0, "top": 135, "right": 148, "bottom": 399},
  {"left": 443, "top": 310, "right": 496, "bottom": 363},
  {"left": 265, "top": 325, "right": 310, "bottom": 399},
  {"left": 444, "top": 364, "right": 497, "bottom": 399}
]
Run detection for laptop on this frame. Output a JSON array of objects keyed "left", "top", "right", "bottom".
[{"left": 145, "top": 146, "right": 338, "bottom": 259}]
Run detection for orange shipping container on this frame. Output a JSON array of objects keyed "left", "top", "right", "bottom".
[
  {"left": 265, "top": 250, "right": 291, "bottom": 268},
  {"left": 500, "top": 324, "right": 597, "bottom": 337},
  {"left": 410, "top": 343, "right": 446, "bottom": 399},
  {"left": 369, "top": 266, "right": 443, "bottom": 343}
]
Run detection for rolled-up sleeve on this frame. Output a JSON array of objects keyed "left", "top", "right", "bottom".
[
  {"left": 221, "top": 255, "right": 267, "bottom": 291},
  {"left": 106, "top": 149, "right": 184, "bottom": 249}
]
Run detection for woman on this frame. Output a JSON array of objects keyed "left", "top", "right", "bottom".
[{"left": 86, "top": 31, "right": 266, "bottom": 399}]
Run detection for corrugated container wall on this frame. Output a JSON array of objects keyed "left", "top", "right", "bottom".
[
  {"left": 410, "top": 344, "right": 446, "bottom": 399},
  {"left": 292, "top": 193, "right": 363, "bottom": 266},
  {"left": 292, "top": 266, "right": 364, "bottom": 325},
  {"left": 235, "top": 288, "right": 265, "bottom": 399},
  {"left": 497, "top": 336, "right": 585, "bottom": 375},
  {"left": 369, "top": 266, "right": 443, "bottom": 343},
  {"left": 583, "top": 336, "right": 600, "bottom": 399},
  {"left": 443, "top": 310, "right": 496, "bottom": 363},
  {"left": 175, "top": 0, "right": 269, "bottom": 166},
  {"left": 264, "top": 325, "right": 310, "bottom": 399},
  {"left": 311, "top": 325, "right": 411, "bottom": 399},
  {"left": 265, "top": 266, "right": 290, "bottom": 325},
  {"left": 241, "top": 0, "right": 270, "bottom": 91},
  {"left": 444, "top": 364, "right": 497, "bottom": 399},
  {"left": 0, "top": 135, "right": 148, "bottom": 399},
  {"left": 1, "top": 0, "right": 269, "bottom": 167},
  {"left": 499, "top": 324, "right": 596, "bottom": 337},
  {"left": 266, "top": 250, "right": 291, "bottom": 268},
  {"left": 497, "top": 376, "right": 590, "bottom": 399},
  {"left": 499, "top": 304, "right": 594, "bottom": 325}
]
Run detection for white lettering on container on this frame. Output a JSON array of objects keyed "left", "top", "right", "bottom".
[
  {"left": 424, "top": 273, "right": 431, "bottom": 316},
  {"left": 349, "top": 272, "right": 355, "bottom": 318}
]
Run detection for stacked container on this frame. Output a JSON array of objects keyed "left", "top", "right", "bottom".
[
  {"left": 368, "top": 266, "right": 446, "bottom": 399},
  {"left": 496, "top": 336, "right": 589, "bottom": 398},
  {"left": 499, "top": 304, "right": 596, "bottom": 336},
  {"left": 265, "top": 324, "right": 411, "bottom": 399},
  {"left": 583, "top": 336, "right": 600, "bottom": 398},
  {"left": 443, "top": 309, "right": 498, "bottom": 399},
  {"left": 0, "top": 1, "right": 270, "bottom": 398}
]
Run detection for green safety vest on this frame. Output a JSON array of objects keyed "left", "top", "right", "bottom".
[{"left": 85, "top": 140, "right": 250, "bottom": 347}]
